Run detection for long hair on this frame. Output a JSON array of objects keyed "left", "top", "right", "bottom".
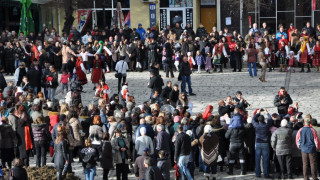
[{"left": 55, "top": 131, "right": 66, "bottom": 144}]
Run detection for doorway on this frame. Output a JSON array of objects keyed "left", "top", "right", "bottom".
[{"left": 167, "top": 8, "right": 186, "bottom": 28}]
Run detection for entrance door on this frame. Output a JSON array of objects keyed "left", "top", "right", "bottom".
[
  {"left": 200, "top": 8, "right": 216, "bottom": 33},
  {"left": 167, "top": 8, "right": 186, "bottom": 28}
]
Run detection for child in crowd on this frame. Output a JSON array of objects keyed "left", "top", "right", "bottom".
[
  {"left": 205, "top": 51, "right": 212, "bottom": 73},
  {"left": 162, "top": 47, "right": 167, "bottom": 71},
  {"left": 287, "top": 51, "right": 297, "bottom": 73},
  {"left": 77, "top": 47, "right": 94, "bottom": 73},
  {"left": 60, "top": 71, "right": 70, "bottom": 94},
  {"left": 174, "top": 51, "right": 180, "bottom": 71},
  {"left": 195, "top": 50, "right": 204, "bottom": 74},
  {"left": 187, "top": 52, "right": 195, "bottom": 72}
]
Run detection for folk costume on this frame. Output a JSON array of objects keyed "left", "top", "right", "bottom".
[
  {"left": 75, "top": 57, "right": 87, "bottom": 85},
  {"left": 95, "top": 83, "right": 111, "bottom": 103},
  {"left": 278, "top": 43, "right": 289, "bottom": 72},
  {"left": 91, "top": 56, "right": 103, "bottom": 84},
  {"left": 212, "top": 43, "right": 227, "bottom": 72},
  {"left": 313, "top": 44, "right": 320, "bottom": 71},
  {"left": 298, "top": 37, "right": 311, "bottom": 72}
]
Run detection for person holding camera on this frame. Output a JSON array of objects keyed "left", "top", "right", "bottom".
[{"left": 274, "top": 87, "right": 293, "bottom": 117}]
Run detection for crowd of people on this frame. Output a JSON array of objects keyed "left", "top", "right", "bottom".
[{"left": 0, "top": 20, "right": 319, "bottom": 180}]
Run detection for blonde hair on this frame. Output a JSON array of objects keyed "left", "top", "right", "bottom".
[
  {"left": 60, "top": 103, "right": 69, "bottom": 115},
  {"left": 85, "top": 138, "right": 92, "bottom": 147}
]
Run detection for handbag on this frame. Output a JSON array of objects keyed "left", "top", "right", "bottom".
[
  {"left": 243, "top": 52, "right": 248, "bottom": 62},
  {"left": 115, "top": 61, "right": 125, "bottom": 78}
]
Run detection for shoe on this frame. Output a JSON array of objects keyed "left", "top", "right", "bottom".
[
  {"left": 292, "top": 69, "right": 295, "bottom": 73},
  {"left": 264, "top": 175, "right": 272, "bottom": 179},
  {"left": 240, "top": 171, "right": 246, "bottom": 175},
  {"left": 232, "top": 70, "right": 236, "bottom": 72},
  {"left": 287, "top": 175, "right": 293, "bottom": 179},
  {"left": 227, "top": 171, "right": 233, "bottom": 175},
  {"left": 93, "top": 86, "right": 96, "bottom": 90},
  {"left": 259, "top": 77, "right": 263, "bottom": 82},
  {"left": 189, "top": 93, "right": 196, "bottom": 96}
]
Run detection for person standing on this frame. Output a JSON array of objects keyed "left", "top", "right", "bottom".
[
  {"left": 54, "top": 127, "right": 69, "bottom": 180},
  {"left": 14, "top": 62, "right": 28, "bottom": 86},
  {"left": 101, "top": 133, "right": 113, "bottom": 180},
  {"left": 271, "top": 119, "right": 293, "bottom": 179},
  {"left": 57, "top": 42, "right": 77, "bottom": 72},
  {"left": 115, "top": 57, "right": 128, "bottom": 93},
  {"left": 144, "top": 157, "right": 162, "bottom": 180},
  {"left": 148, "top": 71, "right": 164, "bottom": 96},
  {"left": 258, "top": 47, "right": 267, "bottom": 82},
  {"left": 298, "top": 37, "right": 311, "bottom": 72},
  {"left": 32, "top": 117, "right": 50, "bottom": 167},
  {"left": 111, "top": 129, "right": 131, "bottom": 180},
  {"left": 47, "top": 65, "right": 59, "bottom": 101},
  {"left": 252, "top": 109, "right": 272, "bottom": 178},
  {"left": 27, "top": 62, "right": 42, "bottom": 95},
  {"left": 199, "top": 125, "right": 219, "bottom": 180},
  {"left": 274, "top": 87, "right": 293, "bottom": 117},
  {"left": 164, "top": 43, "right": 174, "bottom": 78},
  {"left": 246, "top": 44, "right": 258, "bottom": 77},
  {"left": 179, "top": 56, "right": 195, "bottom": 96},
  {"left": 174, "top": 125, "right": 193, "bottom": 180},
  {"left": 75, "top": 56, "right": 87, "bottom": 85},
  {"left": 80, "top": 139, "right": 99, "bottom": 180},
  {"left": 296, "top": 118, "right": 320, "bottom": 180},
  {"left": 0, "top": 117, "right": 15, "bottom": 168}
]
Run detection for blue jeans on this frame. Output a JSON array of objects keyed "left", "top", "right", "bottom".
[
  {"left": 255, "top": 143, "right": 269, "bottom": 177},
  {"left": 248, "top": 62, "right": 257, "bottom": 77},
  {"left": 15, "top": 59, "right": 20, "bottom": 69},
  {"left": 84, "top": 166, "right": 96, "bottom": 180},
  {"left": 203, "top": 164, "right": 217, "bottom": 174},
  {"left": 198, "top": 147, "right": 205, "bottom": 171},
  {"left": 178, "top": 155, "right": 193, "bottom": 180},
  {"left": 30, "top": 86, "right": 38, "bottom": 96},
  {"left": 181, "top": 76, "right": 192, "bottom": 94}
]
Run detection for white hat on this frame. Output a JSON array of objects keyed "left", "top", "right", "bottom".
[
  {"left": 281, "top": 119, "right": 288, "bottom": 127},
  {"left": 33, "top": 98, "right": 40, "bottom": 105},
  {"left": 247, "top": 117, "right": 253, "bottom": 124},
  {"left": 204, "top": 125, "right": 213, "bottom": 133},
  {"left": 186, "top": 130, "right": 193, "bottom": 137},
  {"left": 47, "top": 101, "right": 53, "bottom": 108},
  {"left": 140, "top": 127, "right": 147, "bottom": 135}
]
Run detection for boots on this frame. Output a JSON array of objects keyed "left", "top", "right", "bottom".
[
  {"left": 56, "top": 171, "right": 62, "bottom": 180},
  {"left": 300, "top": 64, "right": 305, "bottom": 72},
  {"left": 228, "top": 163, "right": 234, "bottom": 175},
  {"left": 307, "top": 64, "right": 311, "bottom": 72},
  {"left": 204, "top": 173, "right": 210, "bottom": 180},
  {"left": 279, "top": 65, "right": 283, "bottom": 72}
]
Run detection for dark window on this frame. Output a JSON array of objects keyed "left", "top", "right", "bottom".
[
  {"left": 259, "top": 18, "right": 276, "bottom": 34},
  {"left": 260, "top": 0, "right": 276, "bottom": 17},
  {"left": 296, "top": 17, "right": 311, "bottom": 30},
  {"left": 277, "top": 0, "right": 294, "bottom": 11},
  {"left": 277, "top": 12, "right": 294, "bottom": 30},
  {"left": 296, "top": 0, "right": 311, "bottom": 16}
]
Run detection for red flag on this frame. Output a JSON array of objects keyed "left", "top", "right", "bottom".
[{"left": 313, "top": 0, "right": 316, "bottom": 10}]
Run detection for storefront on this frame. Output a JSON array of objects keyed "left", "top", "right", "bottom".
[
  {"left": 159, "top": 0, "right": 194, "bottom": 30},
  {"left": 220, "top": 0, "right": 320, "bottom": 35}
]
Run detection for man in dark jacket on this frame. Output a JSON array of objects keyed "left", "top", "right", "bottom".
[
  {"left": 47, "top": 65, "right": 59, "bottom": 101},
  {"left": 144, "top": 156, "right": 162, "bottom": 180},
  {"left": 134, "top": 148, "right": 150, "bottom": 180},
  {"left": 27, "top": 63, "right": 42, "bottom": 95},
  {"left": 180, "top": 56, "right": 195, "bottom": 96},
  {"left": 218, "top": 99, "right": 233, "bottom": 117},
  {"left": 148, "top": 71, "right": 164, "bottom": 95},
  {"left": 169, "top": 84, "right": 179, "bottom": 107},
  {"left": 271, "top": 119, "right": 293, "bottom": 179},
  {"left": 174, "top": 125, "right": 193, "bottom": 180},
  {"left": 160, "top": 81, "right": 172, "bottom": 105},
  {"left": 173, "top": 23, "right": 183, "bottom": 41},
  {"left": 296, "top": 118, "right": 320, "bottom": 180},
  {"left": 225, "top": 120, "right": 246, "bottom": 175},
  {"left": 155, "top": 124, "right": 171, "bottom": 155},
  {"left": 234, "top": 91, "right": 249, "bottom": 111},
  {"left": 252, "top": 109, "right": 272, "bottom": 178},
  {"left": 196, "top": 23, "right": 208, "bottom": 38},
  {"left": 274, "top": 87, "right": 293, "bottom": 116}
]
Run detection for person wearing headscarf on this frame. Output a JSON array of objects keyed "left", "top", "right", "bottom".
[{"left": 202, "top": 105, "right": 213, "bottom": 121}]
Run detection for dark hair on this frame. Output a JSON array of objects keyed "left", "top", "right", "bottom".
[
  {"left": 258, "top": 115, "right": 265, "bottom": 123},
  {"left": 173, "top": 109, "right": 180, "bottom": 117},
  {"left": 177, "top": 125, "right": 184, "bottom": 132},
  {"left": 310, "top": 119, "right": 318, "bottom": 126},
  {"left": 144, "top": 157, "right": 154, "bottom": 166}
]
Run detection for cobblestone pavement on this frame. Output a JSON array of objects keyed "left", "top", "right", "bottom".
[{"left": 5, "top": 67, "right": 320, "bottom": 179}]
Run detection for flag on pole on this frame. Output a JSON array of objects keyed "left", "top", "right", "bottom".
[
  {"left": 19, "top": 0, "right": 35, "bottom": 35},
  {"left": 312, "top": 0, "right": 316, "bottom": 10}
]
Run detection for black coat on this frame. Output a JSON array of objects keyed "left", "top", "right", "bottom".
[
  {"left": 101, "top": 141, "right": 113, "bottom": 169},
  {"left": 274, "top": 94, "right": 293, "bottom": 115},
  {"left": 218, "top": 105, "right": 234, "bottom": 117},
  {"left": 225, "top": 127, "right": 245, "bottom": 143},
  {"left": 10, "top": 166, "right": 28, "bottom": 180},
  {"left": 27, "top": 68, "right": 42, "bottom": 87},
  {"left": 160, "top": 86, "right": 172, "bottom": 104},
  {"left": 169, "top": 89, "right": 179, "bottom": 107},
  {"left": 179, "top": 61, "right": 191, "bottom": 76},
  {"left": 174, "top": 132, "right": 191, "bottom": 161},
  {"left": 145, "top": 165, "right": 162, "bottom": 180},
  {"left": 0, "top": 73, "right": 6, "bottom": 90},
  {"left": 148, "top": 75, "right": 164, "bottom": 94}
]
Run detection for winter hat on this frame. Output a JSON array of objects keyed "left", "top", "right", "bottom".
[
  {"left": 281, "top": 119, "right": 288, "bottom": 127},
  {"left": 174, "top": 116, "right": 182, "bottom": 123},
  {"left": 186, "top": 130, "right": 193, "bottom": 137},
  {"left": 143, "top": 147, "right": 149, "bottom": 152},
  {"left": 33, "top": 98, "right": 40, "bottom": 105},
  {"left": 187, "top": 52, "right": 192, "bottom": 56},
  {"left": 140, "top": 127, "right": 147, "bottom": 135},
  {"left": 204, "top": 125, "right": 213, "bottom": 133},
  {"left": 47, "top": 101, "right": 53, "bottom": 108}
]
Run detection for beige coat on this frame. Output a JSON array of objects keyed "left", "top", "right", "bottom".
[
  {"left": 111, "top": 136, "right": 131, "bottom": 164},
  {"left": 69, "top": 117, "right": 83, "bottom": 147}
]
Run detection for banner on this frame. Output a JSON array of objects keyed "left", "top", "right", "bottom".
[
  {"left": 19, "top": 0, "right": 35, "bottom": 35},
  {"left": 124, "top": 11, "right": 130, "bottom": 26},
  {"left": 149, "top": 4, "right": 156, "bottom": 27},
  {"left": 312, "top": 0, "right": 316, "bottom": 10},
  {"left": 78, "top": 10, "right": 92, "bottom": 33}
]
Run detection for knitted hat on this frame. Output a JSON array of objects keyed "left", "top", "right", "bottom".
[
  {"left": 174, "top": 116, "right": 182, "bottom": 123},
  {"left": 281, "top": 119, "right": 288, "bottom": 127}
]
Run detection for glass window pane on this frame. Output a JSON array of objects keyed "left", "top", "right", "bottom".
[
  {"left": 260, "top": 0, "right": 276, "bottom": 17},
  {"left": 296, "top": 17, "right": 311, "bottom": 30},
  {"left": 315, "top": 11, "right": 320, "bottom": 27},
  {"left": 277, "top": 12, "right": 294, "bottom": 31},
  {"left": 113, "top": 0, "right": 130, "bottom": 8},
  {"left": 160, "top": 0, "right": 169, "bottom": 7},
  {"left": 277, "top": 0, "right": 294, "bottom": 11},
  {"left": 296, "top": 0, "right": 311, "bottom": 16},
  {"left": 259, "top": 18, "right": 277, "bottom": 34}
]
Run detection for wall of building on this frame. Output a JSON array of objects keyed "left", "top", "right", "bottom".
[{"left": 130, "top": 0, "right": 160, "bottom": 29}]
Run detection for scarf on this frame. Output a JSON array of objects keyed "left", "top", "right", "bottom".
[{"left": 301, "top": 41, "right": 307, "bottom": 53}]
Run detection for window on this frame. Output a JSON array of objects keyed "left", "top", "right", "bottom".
[
  {"left": 296, "top": 0, "right": 311, "bottom": 16},
  {"left": 277, "top": 12, "right": 294, "bottom": 29},
  {"left": 259, "top": 18, "right": 276, "bottom": 34},
  {"left": 277, "top": 0, "right": 294, "bottom": 11},
  {"left": 160, "top": 0, "right": 193, "bottom": 8},
  {"left": 260, "top": 0, "right": 276, "bottom": 17}
]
